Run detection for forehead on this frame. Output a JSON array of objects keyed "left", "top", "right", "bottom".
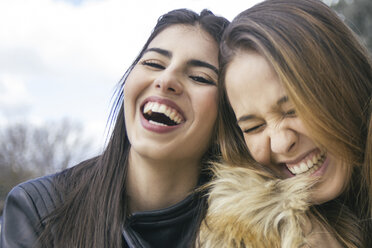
[
  {"left": 225, "top": 51, "right": 286, "bottom": 113},
  {"left": 147, "top": 25, "right": 219, "bottom": 65}
]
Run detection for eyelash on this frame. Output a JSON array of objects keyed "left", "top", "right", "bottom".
[
  {"left": 141, "top": 60, "right": 216, "bottom": 86},
  {"left": 189, "top": 76, "right": 216, "bottom": 86},
  {"left": 243, "top": 124, "right": 265, "bottom": 134},
  {"left": 141, "top": 60, "right": 165, "bottom": 69},
  {"left": 283, "top": 109, "right": 296, "bottom": 117}
]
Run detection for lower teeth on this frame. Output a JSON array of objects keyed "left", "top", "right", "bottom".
[
  {"left": 149, "top": 120, "right": 168, "bottom": 126},
  {"left": 307, "top": 164, "right": 319, "bottom": 174}
]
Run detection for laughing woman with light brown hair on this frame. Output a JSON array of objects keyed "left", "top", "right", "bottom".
[{"left": 199, "top": 0, "right": 372, "bottom": 247}]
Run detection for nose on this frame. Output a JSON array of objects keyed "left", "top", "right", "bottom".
[
  {"left": 154, "top": 70, "right": 183, "bottom": 95},
  {"left": 269, "top": 127, "right": 298, "bottom": 155}
]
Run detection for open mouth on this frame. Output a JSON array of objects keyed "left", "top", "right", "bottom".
[{"left": 142, "top": 101, "right": 184, "bottom": 127}]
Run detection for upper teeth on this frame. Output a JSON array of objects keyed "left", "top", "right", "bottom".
[
  {"left": 143, "top": 102, "right": 183, "bottom": 124},
  {"left": 286, "top": 151, "right": 326, "bottom": 175}
]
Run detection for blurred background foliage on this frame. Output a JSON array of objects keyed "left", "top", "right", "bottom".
[
  {"left": 327, "top": 0, "right": 372, "bottom": 52},
  {"left": 0, "top": 119, "right": 91, "bottom": 215},
  {"left": 1, "top": 0, "right": 371, "bottom": 216}
]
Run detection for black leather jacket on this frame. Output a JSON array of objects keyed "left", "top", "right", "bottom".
[{"left": 0, "top": 175, "right": 204, "bottom": 248}]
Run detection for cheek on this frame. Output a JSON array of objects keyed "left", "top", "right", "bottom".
[
  {"left": 123, "top": 82, "right": 134, "bottom": 119},
  {"left": 123, "top": 72, "right": 146, "bottom": 122},
  {"left": 191, "top": 89, "right": 218, "bottom": 142},
  {"left": 124, "top": 65, "right": 149, "bottom": 92},
  {"left": 124, "top": 72, "right": 139, "bottom": 97},
  {"left": 123, "top": 73, "right": 135, "bottom": 102},
  {"left": 291, "top": 118, "right": 311, "bottom": 136},
  {"left": 193, "top": 88, "right": 218, "bottom": 118},
  {"left": 123, "top": 71, "right": 149, "bottom": 106},
  {"left": 244, "top": 135, "right": 270, "bottom": 165}
]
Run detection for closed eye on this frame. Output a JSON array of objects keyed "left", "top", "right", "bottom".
[
  {"left": 141, "top": 60, "right": 165, "bottom": 70},
  {"left": 189, "top": 75, "right": 216, "bottom": 86},
  {"left": 242, "top": 124, "right": 265, "bottom": 134},
  {"left": 284, "top": 109, "right": 296, "bottom": 117}
]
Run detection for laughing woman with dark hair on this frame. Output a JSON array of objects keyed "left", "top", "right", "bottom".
[{"left": 1, "top": 9, "right": 228, "bottom": 248}]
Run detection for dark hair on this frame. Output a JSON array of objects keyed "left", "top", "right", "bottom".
[
  {"left": 38, "top": 8, "right": 228, "bottom": 247},
  {"left": 218, "top": 0, "right": 372, "bottom": 247}
]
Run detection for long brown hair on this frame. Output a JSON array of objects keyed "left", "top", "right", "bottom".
[
  {"left": 38, "top": 9, "right": 228, "bottom": 248},
  {"left": 219, "top": 0, "right": 372, "bottom": 246}
]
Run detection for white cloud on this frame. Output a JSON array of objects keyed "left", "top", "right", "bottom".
[
  {"left": 0, "top": 75, "right": 33, "bottom": 120},
  {"left": 0, "top": 0, "right": 260, "bottom": 79},
  {"left": 0, "top": 0, "right": 262, "bottom": 152},
  {"left": 0, "top": 75, "right": 30, "bottom": 104}
]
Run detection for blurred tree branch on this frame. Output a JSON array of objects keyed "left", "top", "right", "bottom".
[
  {"left": 0, "top": 119, "right": 92, "bottom": 214},
  {"left": 327, "top": 0, "right": 372, "bottom": 53}
]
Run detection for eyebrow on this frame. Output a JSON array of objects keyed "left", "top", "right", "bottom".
[
  {"left": 237, "top": 95, "right": 289, "bottom": 123},
  {"left": 144, "top": 47, "right": 218, "bottom": 74},
  {"left": 276, "top": 96, "right": 289, "bottom": 105},
  {"left": 237, "top": 114, "right": 255, "bottom": 123},
  {"left": 144, "top": 47, "right": 172, "bottom": 58},
  {"left": 188, "top": 60, "right": 218, "bottom": 74}
]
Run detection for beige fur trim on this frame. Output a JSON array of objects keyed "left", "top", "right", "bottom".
[{"left": 198, "top": 163, "right": 317, "bottom": 248}]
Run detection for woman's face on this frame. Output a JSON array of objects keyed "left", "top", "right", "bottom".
[
  {"left": 224, "top": 51, "right": 349, "bottom": 204},
  {"left": 124, "top": 25, "right": 219, "bottom": 164}
]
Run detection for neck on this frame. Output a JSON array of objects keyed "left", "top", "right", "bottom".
[{"left": 126, "top": 149, "right": 201, "bottom": 213}]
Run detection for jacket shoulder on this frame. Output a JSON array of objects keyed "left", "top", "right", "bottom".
[
  {"left": 0, "top": 174, "right": 63, "bottom": 248},
  {"left": 16, "top": 174, "right": 63, "bottom": 220}
]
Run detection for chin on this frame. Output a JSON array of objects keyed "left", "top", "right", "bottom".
[
  {"left": 311, "top": 156, "right": 350, "bottom": 204},
  {"left": 310, "top": 183, "right": 346, "bottom": 204}
]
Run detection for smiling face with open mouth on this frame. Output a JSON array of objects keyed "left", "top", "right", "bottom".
[
  {"left": 225, "top": 51, "right": 349, "bottom": 204},
  {"left": 123, "top": 24, "right": 219, "bottom": 164},
  {"left": 140, "top": 96, "right": 186, "bottom": 133}
]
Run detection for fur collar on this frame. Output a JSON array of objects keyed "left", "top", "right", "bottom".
[{"left": 198, "top": 163, "right": 317, "bottom": 248}]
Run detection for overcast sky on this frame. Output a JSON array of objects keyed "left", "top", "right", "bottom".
[{"left": 0, "top": 0, "right": 267, "bottom": 155}]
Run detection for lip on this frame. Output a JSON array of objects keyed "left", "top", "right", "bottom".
[
  {"left": 281, "top": 148, "right": 320, "bottom": 165},
  {"left": 277, "top": 148, "right": 325, "bottom": 178},
  {"left": 140, "top": 96, "right": 186, "bottom": 133},
  {"left": 279, "top": 149, "right": 328, "bottom": 178}
]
